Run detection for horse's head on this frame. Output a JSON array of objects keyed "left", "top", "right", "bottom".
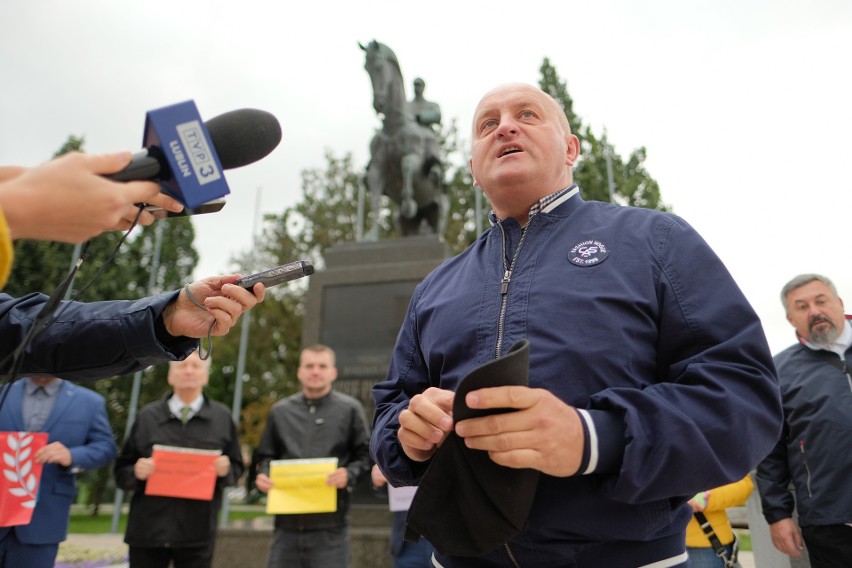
[{"left": 360, "top": 40, "right": 403, "bottom": 117}]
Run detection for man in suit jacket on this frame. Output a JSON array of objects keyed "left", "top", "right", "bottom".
[{"left": 0, "top": 375, "right": 116, "bottom": 568}]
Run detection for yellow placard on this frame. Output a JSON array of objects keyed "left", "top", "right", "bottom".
[{"left": 266, "top": 458, "right": 338, "bottom": 514}]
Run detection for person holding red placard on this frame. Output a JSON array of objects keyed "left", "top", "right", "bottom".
[
  {"left": 114, "top": 351, "right": 243, "bottom": 568},
  {"left": 0, "top": 375, "right": 115, "bottom": 568}
]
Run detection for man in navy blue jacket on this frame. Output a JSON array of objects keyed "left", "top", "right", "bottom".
[
  {"left": 0, "top": 376, "right": 115, "bottom": 568},
  {"left": 371, "top": 83, "right": 782, "bottom": 567},
  {"left": 756, "top": 274, "right": 852, "bottom": 568}
]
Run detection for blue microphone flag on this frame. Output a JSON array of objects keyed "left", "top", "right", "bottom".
[{"left": 143, "top": 100, "right": 230, "bottom": 208}]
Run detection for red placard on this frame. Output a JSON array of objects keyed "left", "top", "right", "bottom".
[
  {"left": 1, "top": 431, "right": 49, "bottom": 527},
  {"left": 144, "top": 445, "right": 220, "bottom": 501}
]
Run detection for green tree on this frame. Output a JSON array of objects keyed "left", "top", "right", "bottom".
[{"left": 538, "top": 58, "right": 668, "bottom": 211}]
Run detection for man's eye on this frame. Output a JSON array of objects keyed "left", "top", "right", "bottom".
[
  {"left": 520, "top": 110, "right": 536, "bottom": 119},
  {"left": 480, "top": 119, "right": 498, "bottom": 132}
]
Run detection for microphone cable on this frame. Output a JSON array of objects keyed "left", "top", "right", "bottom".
[{"left": 0, "top": 205, "right": 145, "bottom": 414}]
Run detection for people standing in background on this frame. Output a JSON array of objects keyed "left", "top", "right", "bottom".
[
  {"left": 254, "top": 344, "right": 371, "bottom": 568},
  {"left": 756, "top": 274, "right": 852, "bottom": 568},
  {"left": 115, "top": 351, "right": 244, "bottom": 568},
  {"left": 0, "top": 375, "right": 116, "bottom": 568}
]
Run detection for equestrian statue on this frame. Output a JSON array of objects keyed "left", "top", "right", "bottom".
[{"left": 359, "top": 40, "right": 447, "bottom": 239}]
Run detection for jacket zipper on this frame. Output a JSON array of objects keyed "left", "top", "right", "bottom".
[
  {"left": 496, "top": 221, "right": 529, "bottom": 568},
  {"left": 504, "top": 543, "right": 522, "bottom": 568},
  {"left": 842, "top": 360, "right": 852, "bottom": 394},
  {"left": 496, "top": 221, "right": 529, "bottom": 358},
  {"left": 300, "top": 401, "right": 317, "bottom": 531},
  {"left": 799, "top": 440, "right": 813, "bottom": 498}
]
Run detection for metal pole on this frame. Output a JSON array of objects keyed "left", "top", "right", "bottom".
[
  {"left": 356, "top": 176, "right": 365, "bottom": 242},
  {"left": 111, "top": 220, "right": 166, "bottom": 533},
  {"left": 603, "top": 127, "right": 616, "bottom": 203},
  {"left": 63, "top": 243, "right": 84, "bottom": 300},
  {"left": 219, "top": 187, "right": 262, "bottom": 528}
]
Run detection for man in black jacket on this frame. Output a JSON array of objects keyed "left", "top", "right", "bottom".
[
  {"left": 756, "top": 273, "right": 852, "bottom": 568},
  {"left": 115, "top": 351, "right": 244, "bottom": 568},
  {"left": 255, "top": 344, "right": 371, "bottom": 568}
]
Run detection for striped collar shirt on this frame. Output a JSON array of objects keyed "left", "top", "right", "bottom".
[{"left": 490, "top": 184, "right": 580, "bottom": 226}]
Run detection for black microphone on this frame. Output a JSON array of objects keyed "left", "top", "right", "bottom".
[
  {"left": 108, "top": 108, "right": 282, "bottom": 183},
  {"left": 104, "top": 108, "right": 281, "bottom": 218}
]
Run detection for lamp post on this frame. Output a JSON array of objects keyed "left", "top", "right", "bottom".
[{"left": 110, "top": 220, "right": 166, "bottom": 533}]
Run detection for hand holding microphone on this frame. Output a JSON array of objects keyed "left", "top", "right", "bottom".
[
  {"left": 108, "top": 104, "right": 283, "bottom": 216},
  {"left": 0, "top": 103, "right": 282, "bottom": 246},
  {"left": 0, "top": 151, "right": 179, "bottom": 243}
]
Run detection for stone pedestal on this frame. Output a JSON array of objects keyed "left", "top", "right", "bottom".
[{"left": 302, "top": 235, "right": 449, "bottom": 421}]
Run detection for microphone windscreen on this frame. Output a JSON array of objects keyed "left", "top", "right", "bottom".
[{"left": 205, "top": 108, "right": 282, "bottom": 169}]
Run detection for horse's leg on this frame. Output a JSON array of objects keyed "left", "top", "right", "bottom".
[
  {"left": 365, "top": 162, "right": 383, "bottom": 241},
  {"left": 435, "top": 191, "right": 449, "bottom": 236},
  {"left": 400, "top": 153, "right": 419, "bottom": 221}
]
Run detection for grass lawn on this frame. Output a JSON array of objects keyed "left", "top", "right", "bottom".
[{"left": 68, "top": 507, "right": 268, "bottom": 534}]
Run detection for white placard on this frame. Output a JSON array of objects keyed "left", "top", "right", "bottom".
[{"left": 388, "top": 484, "right": 418, "bottom": 512}]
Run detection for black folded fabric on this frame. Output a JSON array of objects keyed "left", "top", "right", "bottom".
[{"left": 404, "top": 339, "right": 540, "bottom": 556}]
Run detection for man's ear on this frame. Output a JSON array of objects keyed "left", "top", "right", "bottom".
[{"left": 565, "top": 134, "right": 580, "bottom": 167}]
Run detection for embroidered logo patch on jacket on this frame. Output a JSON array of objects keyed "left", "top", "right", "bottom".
[{"left": 569, "top": 240, "right": 610, "bottom": 267}]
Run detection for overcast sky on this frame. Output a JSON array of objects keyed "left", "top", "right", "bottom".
[{"left": 2, "top": 0, "right": 850, "bottom": 355}]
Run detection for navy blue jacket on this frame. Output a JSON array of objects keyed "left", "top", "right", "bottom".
[
  {"left": 0, "top": 380, "right": 116, "bottom": 544},
  {"left": 372, "top": 193, "right": 782, "bottom": 567},
  {"left": 0, "top": 290, "right": 198, "bottom": 380},
  {"left": 756, "top": 330, "right": 852, "bottom": 527}
]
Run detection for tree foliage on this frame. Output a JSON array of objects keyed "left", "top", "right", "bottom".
[{"left": 538, "top": 58, "right": 668, "bottom": 210}]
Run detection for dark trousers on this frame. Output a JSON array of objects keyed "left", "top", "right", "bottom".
[
  {"left": 0, "top": 531, "right": 58, "bottom": 568},
  {"left": 129, "top": 544, "right": 213, "bottom": 568},
  {"left": 801, "top": 524, "right": 852, "bottom": 568},
  {"left": 267, "top": 525, "right": 349, "bottom": 568}
]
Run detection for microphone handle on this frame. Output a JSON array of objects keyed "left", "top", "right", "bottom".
[{"left": 106, "top": 147, "right": 166, "bottom": 181}]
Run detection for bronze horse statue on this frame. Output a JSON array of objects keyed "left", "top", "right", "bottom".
[{"left": 360, "top": 40, "right": 446, "bottom": 238}]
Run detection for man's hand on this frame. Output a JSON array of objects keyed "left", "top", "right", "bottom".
[
  {"left": 213, "top": 455, "right": 231, "bottom": 477},
  {"left": 0, "top": 166, "right": 25, "bottom": 183},
  {"left": 397, "top": 387, "right": 455, "bottom": 462},
  {"left": 113, "top": 191, "right": 184, "bottom": 232},
  {"left": 134, "top": 457, "right": 156, "bottom": 481},
  {"left": 370, "top": 464, "right": 388, "bottom": 489},
  {"left": 688, "top": 491, "right": 711, "bottom": 512},
  {"left": 0, "top": 152, "right": 169, "bottom": 242},
  {"left": 34, "top": 441, "right": 73, "bottom": 467},
  {"left": 326, "top": 466, "right": 349, "bottom": 489},
  {"left": 255, "top": 473, "right": 273, "bottom": 494},
  {"left": 770, "top": 518, "right": 805, "bottom": 558},
  {"left": 162, "top": 274, "right": 266, "bottom": 339},
  {"left": 454, "top": 386, "right": 584, "bottom": 477}
]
